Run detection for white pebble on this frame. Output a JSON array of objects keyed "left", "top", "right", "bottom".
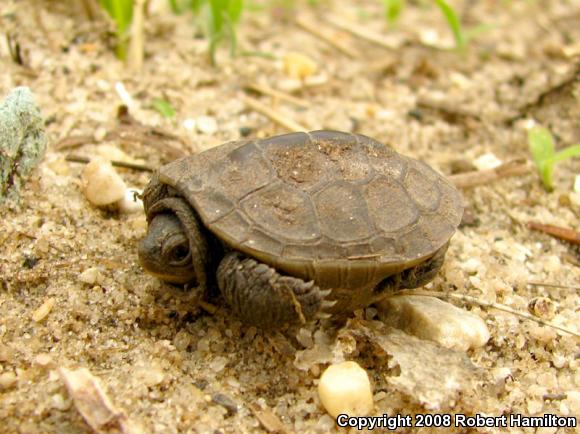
[
  {"left": 378, "top": 296, "right": 490, "bottom": 351},
  {"left": 182, "top": 118, "right": 196, "bottom": 131},
  {"left": 474, "top": 153, "right": 502, "bottom": 170},
  {"left": 81, "top": 158, "right": 127, "bottom": 207},
  {"left": 79, "top": 267, "right": 101, "bottom": 285},
  {"left": 461, "top": 257, "right": 481, "bottom": 274},
  {"left": 318, "top": 361, "right": 374, "bottom": 417},
  {"left": 196, "top": 115, "right": 218, "bottom": 135},
  {"left": 117, "top": 188, "right": 143, "bottom": 213}
]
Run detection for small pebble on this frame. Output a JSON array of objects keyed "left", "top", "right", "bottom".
[
  {"left": 34, "top": 353, "right": 54, "bottom": 367},
  {"left": 81, "top": 158, "right": 127, "bottom": 207},
  {"left": 318, "top": 361, "right": 374, "bottom": 418},
  {"left": 283, "top": 52, "right": 318, "bottom": 80},
  {"left": 377, "top": 295, "right": 490, "bottom": 351},
  {"left": 79, "top": 267, "right": 101, "bottom": 285},
  {"left": 32, "top": 297, "right": 55, "bottom": 322},
  {"left": 296, "top": 328, "right": 313, "bottom": 348},
  {"left": 117, "top": 188, "right": 143, "bottom": 213},
  {"left": 528, "top": 297, "right": 556, "bottom": 319},
  {"left": 212, "top": 393, "right": 238, "bottom": 415},
  {"left": 474, "top": 152, "right": 502, "bottom": 170},
  {"left": 196, "top": 115, "right": 218, "bottom": 135},
  {"left": 0, "top": 372, "right": 17, "bottom": 390}
]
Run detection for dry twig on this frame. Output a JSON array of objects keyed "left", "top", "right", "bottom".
[
  {"left": 59, "top": 367, "right": 143, "bottom": 434},
  {"left": 295, "top": 16, "right": 358, "bottom": 58},
  {"left": 128, "top": 0, "right": 145, "bottom": 72},
  {"left": 527, "top": 221, "right": 580, "bottom": 245},
  {"left": 65, "top": 155, "right": 154, "bottom": 172},
  {"left": 242, "top": 95, "right": 308, "bottom": 132},
  {"left": 325, "top": 15, "right": 400, "bottom": 50},
  {"left": 448, "top": 159, "right": 530, "bottom": 189},
  {"left": 527, "top": 282, "right": 580, "bottom": 291},
  {"left": 400, "top": 290, "right": 579, "bottom": 338},
  {"left": 244, "top": 83, "right": 311, "bottom": 109}
]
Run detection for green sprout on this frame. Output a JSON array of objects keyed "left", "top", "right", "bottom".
[
  {"left": 190, "top": 0, "right": 244, "bottom": 64},
  {"left": 528, "top": 126, "right": 580, "bottom": 191},
  {"left": 383, "top": 0, "right": 405, "bottom": 25},
  {"left": 381, "top": 0, "right": 490, "bottom": 50},
  {"left": 151, "top": 98, "right": 176, "bottom": 118},
  {"left": 99, "top": 0, "right": 133, "bottom": 60}
]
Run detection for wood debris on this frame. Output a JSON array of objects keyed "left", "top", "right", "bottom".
[
  {"left": 295, "top": 16, "right": 358, "bottom": 58},
  {"left": 325, "top": 15, "right": 401, "bottom": 50},
  {"left": 244, "top": 83, "right": 311, "bottom": 109},
  {"left": 527, "top": 221, "right": 580, "bottom": 245},
  {"left": 448, "top": 159, "right": 530, "bottom": 188},
  {"left": 59, "top": 367, "right": 143, "bottom": 434},
  {"left": 242, "top": 95, "right": 308, "bottom": 132}
]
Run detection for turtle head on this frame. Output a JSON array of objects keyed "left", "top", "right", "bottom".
[{"left": 138, "top": 213, "right": 198, "bottom": 285}]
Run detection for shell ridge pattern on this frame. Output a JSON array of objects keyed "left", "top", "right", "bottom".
[{"left": 168, "top": 131, "right": 462, "bottom": 269}]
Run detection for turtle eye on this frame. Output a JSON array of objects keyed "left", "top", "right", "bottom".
[{"left": 162, "top": 237, "right": 191, "bottom": 266}]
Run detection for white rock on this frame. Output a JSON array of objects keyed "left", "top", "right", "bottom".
[
  {"left": 196, "top": 115, "right": 218, "bottom": 135},
  {"left": 117, "top": 188, "right": 143, "bottom": 213},
  {"left": 182, "top": 118, "right": 196, "bottom": 131},
  {"left": 474, "top": 153, "right": 502, "bottom": 170},
  {"left": 461, "top": 257, "right": 481, "bottom": 274},
  {"left": 377, "top": 296, "right": 490, "bottom": 351},
  {"left": 574, "top": 175, "right": 580, "bottom": 193},
  {"left": 81, "top": 158, "right": 127, "bottom": 206},
  {"left": 79, "top": 267, "right": 101, "bottom": 285},
  {"left": 318, "top": 361, "right": 374, "bottom": 417}
]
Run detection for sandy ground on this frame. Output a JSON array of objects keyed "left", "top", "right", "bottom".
[{"left": 0, "top": 1, "right": 578, "bottom": 433}]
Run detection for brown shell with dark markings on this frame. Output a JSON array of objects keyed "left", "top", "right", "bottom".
[{"left": 154, "top": 130, "right": 463, "bottom": 291}]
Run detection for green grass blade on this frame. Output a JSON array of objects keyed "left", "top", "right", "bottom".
[
  {"left": 151, "top": 98, "right": 176, "bottom": 118},
  {"left": 383, "top": 0, "right": 405, "bottom": 24},
  {"left": 228, "top": 0, "right": 244, "bottom": 23},
  {"left": 551, "top": 145, "right": 580, "bottom": 163},
  {"left": 433, "top": 0, "right": 465, "bottom": 49},
  {"left": 528, "top": 126, "right": 556, "bottom": 190}
]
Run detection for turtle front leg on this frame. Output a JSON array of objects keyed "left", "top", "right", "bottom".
[{"left": 217, "top": 252, "right": 333, "bottom": 329}]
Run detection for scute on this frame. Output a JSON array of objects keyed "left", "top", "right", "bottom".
[{"left": 158, "top": 131, "right": 463, "bottom": 276}]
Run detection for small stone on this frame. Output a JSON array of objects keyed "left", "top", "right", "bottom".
[
  {"left": 212, "top": 393, "right": 238, "bottom": 415},
  {"left": 474, "top": 153, "right": 502, "bottom": 170},
  {"left": 79, "top": 267, "right": 101, "bottom": 285},
  {"left": 461, "top": 257, "right": 481, "bottom": 274},
  {"left": 81, "top": 158, "right": 127, "bottom": 207},
  {"left": 182, "top": 118, "right": 196, "bottom": 131},
  {"left": 117, "top": 188, "right": 143, "bottom": 213},
  {"left": 135, "top": 367, "right": 165, "bottom": 387},
  {"left": 283, "top": 52, "right": 318, "bottom": 80},
  {"left": 196, "top": 116, "right": 218, "bottom": 135},
  {"left": 528, "top": 297, "right": 556, "bottom": 319},
  {"left": 32, "top": 297, "right": 55, "bottom": 322},
  {"left": 296, "top": 328, "right": 313, "bottom": 348},
  {"left": 318, "top": 361, "right": 374, "bottom": 418},
  {"left": 377, "top": 295, "right": 490, "bottom": 351},
  {"left": 0, "top": 372, "right": 17, "bottom": 390},
  {"left": 34, "top": 353, "right": 54, "bottom": 367}
]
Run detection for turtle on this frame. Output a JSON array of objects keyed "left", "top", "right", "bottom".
[{"left": 138, "top": 130, "right": 463, "bottom": 328}]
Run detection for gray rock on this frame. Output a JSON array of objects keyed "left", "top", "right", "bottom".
[{"left": 0, "top": 87, "right": 46, "bottom": 202}]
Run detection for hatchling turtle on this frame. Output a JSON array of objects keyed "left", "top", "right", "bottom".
[{"left": 138, "top": 130, "right": 463, "bottom": 328}]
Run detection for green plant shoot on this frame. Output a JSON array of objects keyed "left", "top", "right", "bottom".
[
  {"left": 99, "top": 0, "right": 133, "bottom": 59},
  {"left": 383, "top": 0, "right": 405, "bottom": 24},
  {"left": 151, "top": 98, "right": 176, "bottom": 118},
  {"left": 528, "top": 126, "right": 580, "bottom": 191},
  {"left": 433, "top": 0, "right": 465, "bottom": 50},
  {"left": 191, "top": 0, "right": 244, "bottom": 64}
]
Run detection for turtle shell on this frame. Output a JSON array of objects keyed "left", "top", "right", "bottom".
[{"left": 155, "top": 130, "right": 463, "bottom": 289}]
